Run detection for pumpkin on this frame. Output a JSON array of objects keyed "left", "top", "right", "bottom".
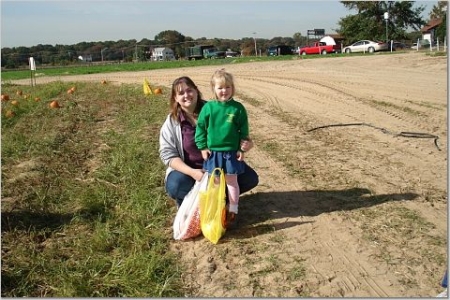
[
  {"left": 11, "top": 100, "right": 19, "bottom": 106},
  {"left": 5, "top": 110, "right": 15, "bottom": 118},
  {"left": 1, "top": 94, "right": 10, "bottom": 101},
  {"left": 49, "top": 100, "right": 61, "bottom": 108},
  {"left": 154, "top": 88, "right": 162, "bottom": 95}
]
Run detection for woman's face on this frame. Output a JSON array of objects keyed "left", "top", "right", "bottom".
[{"left": 174, "top": 82, "right": 198, "bottom": 112}]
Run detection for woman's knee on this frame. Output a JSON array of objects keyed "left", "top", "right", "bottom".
[
  {"left": 238, "top": 165, "right": 259, "bottom": 194},
  {"left": 166, "top": 171, "right": 195, "bottom": 202}
]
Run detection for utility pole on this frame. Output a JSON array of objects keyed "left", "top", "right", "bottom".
[
  {"left": 252, "top": 32, "right": 257, "bottom": 56},
  {"left": 101, "top": 47, "right": 108, "bottom": 62},
  {"left": 384, "top": 12, "right": 389, "bottom": 43},
  {"left": 135, "top": 44, "right": 138, "bottom": 61}
]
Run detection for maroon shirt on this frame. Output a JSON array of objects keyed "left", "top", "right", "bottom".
[{"left": 179, "top": 111, "right": 204, "bottom": 169}]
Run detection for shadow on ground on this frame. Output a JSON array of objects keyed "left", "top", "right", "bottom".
[{"left": 226, "top": 188, "right": 419, "bottom": 239}]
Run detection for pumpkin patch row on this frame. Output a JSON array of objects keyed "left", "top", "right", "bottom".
[{"left": 2, "top": 80, "right": 165, "bottom": 119}]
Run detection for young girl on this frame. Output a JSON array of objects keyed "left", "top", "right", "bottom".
[{"left": 195, "top": 69, "right": 250, "bottom": 229}]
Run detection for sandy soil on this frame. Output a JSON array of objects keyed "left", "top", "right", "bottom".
[{"left": 10, "top": 52, "right": 448, "bottom": 297}]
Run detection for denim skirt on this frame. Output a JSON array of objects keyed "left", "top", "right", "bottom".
[{"left": 203, "top": 151, "right": 245, "bottom": 175}]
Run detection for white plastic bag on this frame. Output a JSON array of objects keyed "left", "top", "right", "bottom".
[
  {"left": 173, "top": 172, "right": 208, "bottom": 240},
  {"left": 437, "top": 288, "right": 448, "bottom": 297}
]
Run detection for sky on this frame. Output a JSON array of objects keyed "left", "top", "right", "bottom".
[{"left": 1, "top": 0, "right": 435, "bottom": 48}]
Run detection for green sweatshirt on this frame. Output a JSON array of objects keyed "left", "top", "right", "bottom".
[{"left": 195, "top": 99, "right": 249, "bottom": 151}]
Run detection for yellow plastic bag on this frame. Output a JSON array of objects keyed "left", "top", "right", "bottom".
[{"left": 199, "top": 168, "right": 227, "bottom": 244}]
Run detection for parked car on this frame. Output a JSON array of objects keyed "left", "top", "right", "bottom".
[
  {"left": 225, "top": 50, "right": 239, "bottom": 57},
  {"left": 299, "top": 42, "right": 341, "bottom": 55},
  {"left": 411, "top": 39, "right": 434, "bottom": 49},
  {"left": 343, "top": 40, "right": 388, "bottom": 53},
  {"left": 391, "top": 41, "right": 407, "bottom": 51},
  {"left": 267, "top": 45, "right": 292, "bottom": 56}
]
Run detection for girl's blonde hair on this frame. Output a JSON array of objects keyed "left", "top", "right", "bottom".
[{"left": 210, "top": 68, "right": 235, "bottom": 99}]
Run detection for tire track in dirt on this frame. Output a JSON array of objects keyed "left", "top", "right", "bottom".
[
  {"left": 239, "top": 74, "right": 446, "bottom": 143},
  {"left": 307, "top": 218, "right": 393, "bottom": 297}
]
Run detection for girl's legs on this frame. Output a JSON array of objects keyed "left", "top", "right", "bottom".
[
  {"left": 226, "top": 174, "right": 240, "bottom": 214},
  {"left": 165, "top": 170, "right": 196, "bottom": 207},
  {"left": 224, "top": 162, "right": 259, "bottom": 204}
]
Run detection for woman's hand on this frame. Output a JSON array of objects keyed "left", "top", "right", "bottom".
[
  {"left": 237, "top": 151, "right": 245, "bottom": 161},
  {"left": 191, "top": 168, "right": 205, "bottom": 181},
  {"left": 240, "top": 138, "right": 253, "bottom": 152}
]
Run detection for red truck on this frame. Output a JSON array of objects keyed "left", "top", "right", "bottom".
[{"left": 299, "top": 42, "right": 341, "bottom": 55}]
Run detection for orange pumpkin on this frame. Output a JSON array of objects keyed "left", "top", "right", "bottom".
[
  {"left": 5, "top": 110, "right": 15, "bottom": 118},
  {"left": 1, "top": 94, "right": 10, "bottom": 101},
  {"left": 154, "top": 88, "right": 162, "bottom": 95},
  {"left": 11, "top": 100, "right": 19, "bottom": 106},
  {"left": 49, "top": 100, "right": 61, "bottom": 108}
]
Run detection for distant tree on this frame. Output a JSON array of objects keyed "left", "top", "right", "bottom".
[
  {"left": 154, "top": 30, "right": 185, "bottom": 58},
  {"left": 239, "top": 38, "right": 256, "bottom": 56},
  {"left": 405, "top": 30, "right": 422, "bottom": 42},
  {"left": 1, "top": 32, "right": 304, "bottom": 67},
  {"left": 429, "top": 1, "right": 448, "bottom": 19},
  {"left": 435, "top": 14, "right": 447, "bottom": 42},
  {"left": 293, "top": 32, "right": 308, "bottom": 47},
  {"left": 337, "top": 1, "right": 426, "bottom": 44},
  {"left": 429, "top": 1, "right": 447, "bottom": 42}
]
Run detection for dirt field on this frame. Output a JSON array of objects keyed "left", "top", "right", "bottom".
[{"left": 10, "top": 52, "right": 448, "bottom": 297}]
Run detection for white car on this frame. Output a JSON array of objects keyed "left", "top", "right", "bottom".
[{"left": 343, "top": 40, "right": 388, "bottom": 53}]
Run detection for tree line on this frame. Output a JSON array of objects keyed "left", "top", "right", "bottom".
[{"left": 1, "top": 1, "right": 446, "bottom": 69}]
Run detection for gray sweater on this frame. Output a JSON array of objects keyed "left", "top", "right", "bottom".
[{"left": 159, "top": 114, "right": 184, "bottom": 180}]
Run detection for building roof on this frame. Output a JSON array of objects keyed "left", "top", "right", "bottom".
[
  {"left": 327, "top": 34, "right": 345, "bottom": 41},
  {"left": 421, "top": 18, "right": 443, "bottom": 33},
  {"left": 153, "top": 47, "right": 173, "bottom": 51}
]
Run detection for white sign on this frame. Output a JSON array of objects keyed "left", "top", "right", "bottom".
[{"left": 29, "top": 57, "right": 36, "bottom": 71}]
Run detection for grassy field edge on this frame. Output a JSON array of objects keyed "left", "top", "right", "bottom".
[{"left": 1, "top": 81, "right": 185, "bottom": 297}]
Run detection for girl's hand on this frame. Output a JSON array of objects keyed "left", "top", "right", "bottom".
[
  {"left": 201, "top": 149, "right": 211, "bottom": 161},
  {"left": 237, "top": 151, "right": 245, "bottom": 161},
  {"left": 240, "top": 138, "right": 253, "bottom": 152}
]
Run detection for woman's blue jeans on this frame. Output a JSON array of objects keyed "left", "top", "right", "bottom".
[{"left": 165, "top": 162, "right": 259, "bottom": 207}]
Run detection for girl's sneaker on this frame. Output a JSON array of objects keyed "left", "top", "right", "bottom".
[{"left": 226, "top": 212, "right": 238, "bottom": 230}]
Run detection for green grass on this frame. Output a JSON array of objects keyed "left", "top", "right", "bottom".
[
  {"left": 1, "top": 55, "right": 300, "bottom": 81},
  {"left": 1, "top": 81, "right": 185, "bottom": 297}
]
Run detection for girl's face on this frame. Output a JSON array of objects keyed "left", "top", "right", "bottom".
[
  {"left": 213, "top": 81, "right": 233, "bottom": 101},
  {"left": 174, "top": 82, "right": 198, "bottom": 112}
]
